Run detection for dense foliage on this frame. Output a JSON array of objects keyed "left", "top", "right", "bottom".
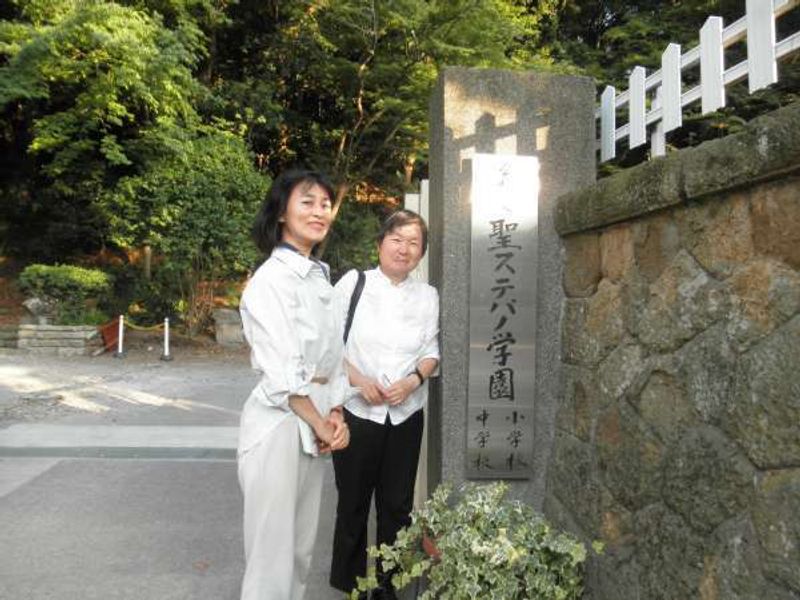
[
  {"left": 325, "top": 199, "right": 383, "bottom": 283},
  {"left": 2, "top": 0, "right": 797, "bottom": 326},
  {"left": 1, "top": 0, "right": 268, "bottom": 327},
  {"left": 1, "top": 0, "right": 205, "bottom": 258},
  {"left": 108, "top": 125, "right": 268, "bottom": 331},
  {"left": 19, "top": 263, "right": 112, "bottom": 299}
]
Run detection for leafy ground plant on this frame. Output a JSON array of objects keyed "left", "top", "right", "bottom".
[{"left": 354, "top": 481, "right": 592, "bottom": 600}]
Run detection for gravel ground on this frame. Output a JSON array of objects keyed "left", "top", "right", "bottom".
[{"left": 0, "top": 331, "right": 254, "bottom": 428}]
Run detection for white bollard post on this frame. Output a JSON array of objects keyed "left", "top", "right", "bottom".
[
  {"left": 114, "top": 314, "right": 125, "bottom": 358},
  {"left": 160, "top": 317, "right": 173, "bottom": 361}
]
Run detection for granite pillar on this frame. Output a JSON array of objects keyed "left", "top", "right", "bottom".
[{"left": 427, "top": 67, "right": 595, "bottom": 505}]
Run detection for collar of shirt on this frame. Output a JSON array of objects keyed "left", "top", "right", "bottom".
[
  {"left": 273, "top": 243, "right": 330, "bottom": 281},
  {"left": 373, "top": 266, "right": 411, "bottom": 289}
]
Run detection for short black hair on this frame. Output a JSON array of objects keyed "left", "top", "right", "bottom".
[
  {"left": 252, "top": 169, "right": 335, "bottom": 256},
  {"left": 376, "top": 209, "right": 429, "bottom": 256}
]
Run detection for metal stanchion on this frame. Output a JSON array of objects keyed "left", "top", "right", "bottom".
[
  {"left": 114, "top": 314, "right": 125, "bottom": 358},
  {"left": 160, "top": 317, "right": 173, "bottom": 361}
]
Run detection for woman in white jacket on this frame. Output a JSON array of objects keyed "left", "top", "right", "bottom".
[{"left": 238, "top": 169, "right": 349, "bottom": 600}]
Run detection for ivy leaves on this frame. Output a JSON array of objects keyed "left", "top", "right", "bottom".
[{"left": 356, "top": 482, "right": 591, "bottom": 600}]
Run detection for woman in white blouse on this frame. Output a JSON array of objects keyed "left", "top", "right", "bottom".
[
  {"left": 238, "top": 169, "right": 350, "bottom": 600},
  {"left": 329, "top": 210, "right": 440, "bottom": 599}
]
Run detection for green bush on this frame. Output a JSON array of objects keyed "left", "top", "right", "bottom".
[
  {"left": 128, "top": 263, "right": 187, "bottom": 325},
  {"left": 105, "top": 127, "right": 268, "bottom": 333},
  {"left": 18, "top": 264, "right": 113, "bottom": 325},
  {"left": 19, "top": 264, "right": 113, "bottom": 300},
  {"left": 57, "top": 306, "right": 110, "bottom": 326}
]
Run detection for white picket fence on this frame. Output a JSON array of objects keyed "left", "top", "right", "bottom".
[{"left": 598, "top": 0, "right": 800, "bottom": 162}]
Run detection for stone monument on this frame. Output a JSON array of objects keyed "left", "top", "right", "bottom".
[{"left": 427, "top": 67, "right": 595, "bottom": 505}]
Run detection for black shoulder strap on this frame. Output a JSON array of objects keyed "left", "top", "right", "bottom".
[{"left": 343, "top": 270, "right": 366, "bottom": 343}]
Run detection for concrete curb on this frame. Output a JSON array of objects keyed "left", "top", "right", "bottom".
[{"left": 0, "top": 425, "right": 238, "bottom": 459}]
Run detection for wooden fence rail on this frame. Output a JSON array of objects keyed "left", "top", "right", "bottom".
[{"left": 598, "top": 0, "right": 800, "bottom": 162}]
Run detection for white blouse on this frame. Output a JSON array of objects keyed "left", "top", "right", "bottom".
[
  {"left": 333, "top": 268, "right": 440, "bottom": 425},
  {"left": 238, "top": 246, "right": 346, "bottom": 456}
]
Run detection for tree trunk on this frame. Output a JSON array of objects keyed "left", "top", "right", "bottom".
[
  {"left": 143, "top": 244, "right": 152, "bottom": 280},
  {"left": 404, "top": 153, "right": 416, "bottom": 187}
]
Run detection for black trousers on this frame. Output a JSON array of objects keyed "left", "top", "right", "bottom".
[{"left": 329, "top": 407, "right": 424, "bottom": 593}]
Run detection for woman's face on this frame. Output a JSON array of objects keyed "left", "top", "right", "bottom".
[
  {"left": 378, "top": 222, "right": 423, "bottom": 282},
  {"left": 280, "top": 181, "right": 333, "bottom": 255}
]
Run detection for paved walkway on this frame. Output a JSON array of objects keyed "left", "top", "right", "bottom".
[{"left": 0, "top": 352, "right": 347, "bottom": 600}]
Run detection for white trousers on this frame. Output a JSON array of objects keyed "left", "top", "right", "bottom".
[{"left": 238, "top": 415, "right": 325, "bottom": 600}]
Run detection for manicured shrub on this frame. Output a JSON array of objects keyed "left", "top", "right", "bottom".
[{"left": 18, "top": 264, "right": 113, "bottom": 324}]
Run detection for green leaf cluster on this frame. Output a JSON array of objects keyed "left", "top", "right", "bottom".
[
  {"left": 104, "top": 125, "right": 267, "bottom": 273},
  {"left": 1, "top": 0, "right": 269, "bottom": 327},
  {"left": 211, "top": 0, "right": 567, "bottom": 205},
  {"left": 325, "top": 199, "right": 382, "bottom": 283},
  {"left": 1, "top": 0, "right": 202, "bottom": 190},
  {"left": 355, "top": 481, "right": 593, "bottom": 600},
  {"left": 19, "top": 262, "right": 112, "bottom": 299},
  {"left": 18, "top": 262, "right": 113, "bottom": 324},
  {"left": 103, "top": 125, "right": 268, "bottom": 329},
  {"left": 3, "top": 0, "right": 797, "bottom": 315}
]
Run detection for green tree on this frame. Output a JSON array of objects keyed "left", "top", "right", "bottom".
[
  {"left": 0, "top": 0, "right": 269, "bottom": 331},
  {"left": 107, "top": 125, "right": 268, "bottom": 331},
  {"left": 209, "top": 0, "right": 567, "bottom": 256},
  {"left": 0, "top": 0, "right": 203, "bottom": 258}
]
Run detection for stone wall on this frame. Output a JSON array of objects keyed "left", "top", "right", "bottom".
[
  {"left": 547, "top": 103, "right": 800, "bottom": 599},
  {"left": 16, "top": 324, "right": 102, "bottom": 356},
  {"left": 0, "top": 325, "right": 18, "bottom": 349}
]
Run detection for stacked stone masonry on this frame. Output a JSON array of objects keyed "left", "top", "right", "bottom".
[
  {"left": 0, "top": 325, "right": 18, "bottom": 349},
  {"left": 16, "top": 324, "right": 102, "bottom": 356},
  {"left": 548, "top": 103, "right": 800, "bottom": 599}
]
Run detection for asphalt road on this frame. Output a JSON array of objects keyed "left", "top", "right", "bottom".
[{"left": 0, "top": 349, "right": 347, "bottom": 600}]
